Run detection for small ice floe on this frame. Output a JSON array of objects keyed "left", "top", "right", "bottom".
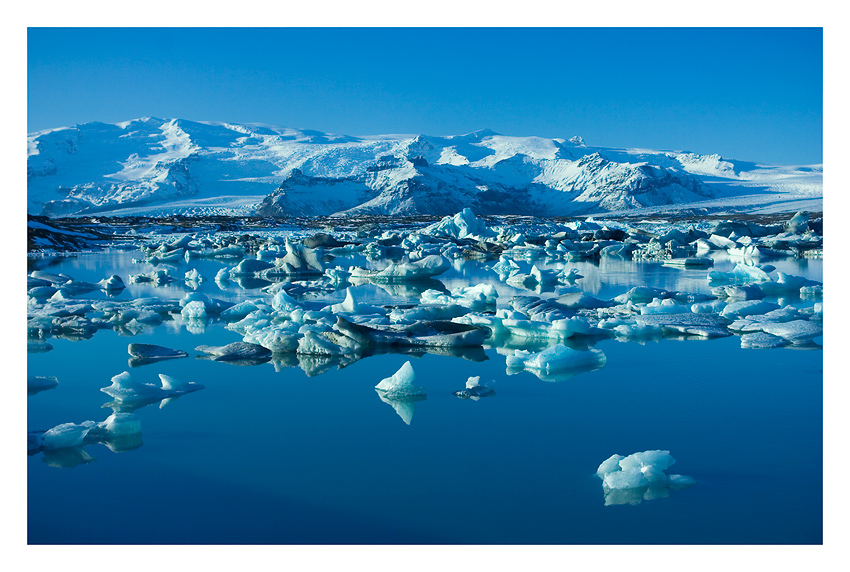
[
  {"left": 419, "top": 208, "right": 497, "bottom": 241},
  {"left": 336, "top": 315, "right": 490, "bottom": 349},
  {"left": 184, "top": 268, "right": 206, "bottom": 289},
  {"left": 88, "top": 412, "right": 143, "bottom": 453},
  {"left": 375, "top": 361, "right": 427, "bottom": 425},
  {"left": 720, "top": 300, "right": 781, "bottom": 320},
  {"left": 195, "top": 341, "right": 272, "bottom": 364},
  {"left": 27, "top": 375, "right": 59, "bottom": 396},
  {"left": 259, "top": 238, "right": 324, "bottom": 276},
  {"left": 127, "top": 343, "right": 189, "bottom": 367},
  {"left": 559, "top": 268, "right": 583, "bottom": 284},
  {"left": 129, "top": 269, "right": 174, "bottom": 286},
  {"left": 506, "top": 344, "right": 606, "bottom": 382},
  {"left": 452, "top": 376, "right": 495, "bottom": 400},
  {"left": 421, "top": 283, "right": 498, "bottom": 311},
  {"left": 740, "top": 332, "right": 788, "bottom": 349},
  {"left": 41, "top": 421, "right": 97, "bottom": 450},
  {"left": 351, "top": 254, "right": 451, "bottom": 282},
  {"left": 596, "top": 450, "right": 696, "bottom": 506},
  {"left": 326, "top": 287, "right": 387, "bottom": 316},
  {"left": 229, "top": 258, "right": 275, "bottom": 277},
  {"left": 708, "top": 263, "right": 772, "bottom": 286},
  {"left": 639, "top": 298, "right": 692, "bottom": 315},
  {"left": 662, "top": 257, "right": 713, "bottom": 268},
  {"left": 98, "top": 275, "right": 125, "bottom": 291},
  {"left": 100, "top": 371, "right": 204, "bottom": 407},
  {"left": 635, "top": 313, "right": 732, "bottom": 338}
]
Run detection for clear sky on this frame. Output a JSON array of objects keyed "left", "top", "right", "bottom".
[{"left": 27, "top": 27, "right": 823, "bottom": 164}]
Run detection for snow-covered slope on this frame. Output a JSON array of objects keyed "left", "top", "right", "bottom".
[{"left": 27, "top": 118, "right": 822, "bottom": 217}]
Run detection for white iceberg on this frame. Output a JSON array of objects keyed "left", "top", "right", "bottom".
[
  {"left": 596, "top": 450, "right": 696, "bottom": 506},
  {"left": 100, "top": 371, "right": 204, "bottom": 404}
]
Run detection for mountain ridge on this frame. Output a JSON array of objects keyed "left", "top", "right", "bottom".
[{"left": 27, "top": 118, "right": 822, "bottom": 218}]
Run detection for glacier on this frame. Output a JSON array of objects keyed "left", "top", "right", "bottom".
[{"left": 27, "top": 118, "right": 821, "bottom": 218}]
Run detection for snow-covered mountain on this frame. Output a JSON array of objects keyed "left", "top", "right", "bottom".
[{"left": 27, "top": 118, "right": 823, "bottom": 217}]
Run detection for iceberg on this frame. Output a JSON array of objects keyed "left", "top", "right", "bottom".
[
  {"left": 353, "top": 254, "right": 451, "bottom": 282},
  {"left": 506, "top": 344, "right": 606, "bottom": 381},
  {"left": 127, "top": 343, "right": 189, "bottom": 366},
  {"left": 375, "top": 361, "right": 425, "bottom": 398},
  {"left": 41, "top": 421, "right": 97, "bottom": 450},
  {"left": 195, "top": 341, "right": 272, "bottom": 362},
  {"left": 596, "top": 450, "right": 696, "bottom": 506},
  {"left": 375, "top": 361, "right": 427, "bottom": 425},
  {"left": 420, "top": 208, "right": 497, "bottom": 240},
  {"left": 453, "top": 376, "right": 495, "bottom": 400},
  {"left": 100, "top": 371, "right": 204, "bottom": 404},
  {"left": 28, "top": 375, "right": 59, "bottom": 395}
]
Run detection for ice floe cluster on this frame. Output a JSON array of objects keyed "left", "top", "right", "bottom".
[
  {"left": 28, "top": 365, "right": 203, "bottom": 468},
  {"left": 28, "top": 209, "right": 822, "bottom": 483}
]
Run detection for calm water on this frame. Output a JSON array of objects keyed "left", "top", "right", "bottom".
[{"left": 27, "top": 248, "right": 823, "bottom": 544}]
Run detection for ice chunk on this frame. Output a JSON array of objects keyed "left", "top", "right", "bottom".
[
  {"left": 98, "top": 275, "right": 125, "bottom": 290},
  {"left": 357, "top": 254, "right": 451, "bottom": 282},
  {"left": 27, "top": 375, "right": 59, "bottom": 396},
  {"left": 375, "top": 361, "right": 426, "bottom": 398},
  {"left": 420, "top": 208, "right": 497, "bottom": 240},
  {"left": 720, "top": 300, "right": 781, "bottom": 320},
  {"left": 181, "top": 300, "right": 207, "bottom": 319},
  {"left": 759, "top": 320, "right": 823, "bottom": 343},
  {"left": 596, "top": 450, "right": 695, "bottom": 506},
  {"left": 195, "top": 342, "right": 272, "bottom": 362},
  {"left": 708, "top": 263, "right": 772, "bottom": 286},
  {"left": 127, "top": 343, "right": 188, "bottom": 367},
  {"left": 740, "top": 332, "right": 788, "bottom": 349},
  {"left": 640, "top": 298, "right": 692, "bottom": 315},
  {"left": 421, "top": 283, "right": 498, "bottom": 311},
  {"left": 453, "top": 376, "right": 495, "bottom": 400},
  {"left": 327, "top": 288, "right": 386, "bottom": 316},
  {"left": 635, "top": 312, "right": 732, "bottom": 338},
  {"left": 506, "top": 344, "right": 606, "bottom": 377},
  {"left": 41, "top": 421, "right": 97, "bottom": 450},
  {"left": 100, "top": 371, "right": 204, "bottom": 403}
]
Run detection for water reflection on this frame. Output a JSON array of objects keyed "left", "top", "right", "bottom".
[{"left": 376, "top": 393, "right": 426, "bottom": 425}]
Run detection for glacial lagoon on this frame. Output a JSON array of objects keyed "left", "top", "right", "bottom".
[{"left": 27, "top": 212, "right": 823, "bottom": 544}]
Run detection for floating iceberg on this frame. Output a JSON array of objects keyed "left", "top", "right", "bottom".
[
  {"left": 375, "top": 361, "right": 425, "bottom": 398},
  {"left": 506, "top": 344, "right": 606, "bottom": 381},
  {"left": 28, "top": 375, "right": 59, "bottom": 396},
  {"left": 41, "top": 421, "right": 97, "bottom": 450},
  {"left": 596, "top": 450, "right": 696, "bottom": 506},
  {"left": 352, "top": 254, "right": 450, "bottom": 282},
  {"left": 127, "top": 343, "right": 189, "bottom": 366},
  {"left": 420, "top": 208, "right": 497, "bottom": 240},
  {"left": 195, "top": 341, "right": 272, "bottom": 362},
  {"left": 452, "top": 376, "right": 495, "bottom": 400},
  {"left": 375, "top": 361, "right": 427, "bottom": 425},
  {"left": 100, "top": 371, "right": 204, "bottom": 404}
]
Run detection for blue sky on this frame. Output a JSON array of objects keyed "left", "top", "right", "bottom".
[{"left": 27, "top": 27, "right": 822, "bottom": 164}]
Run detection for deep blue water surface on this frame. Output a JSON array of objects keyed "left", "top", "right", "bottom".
[{"left": 27, "top": 250, "right": 823, "bottom": 544}]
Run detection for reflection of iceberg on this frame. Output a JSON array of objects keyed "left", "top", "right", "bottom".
[
  {"left": 375, "top": 361, "right": 427, "bottom": 424},
  {"left": 505, "top": 344, "right": 605, "bottom": 382},
  {"left": 41, "top": 446, "right": 96, "bottom": 469},
  {"left": 377, "top": 393, "right": 426, "bottom": 425},
  {"left": 596, "top": 450, "right": 696, "bottom": 506}
]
